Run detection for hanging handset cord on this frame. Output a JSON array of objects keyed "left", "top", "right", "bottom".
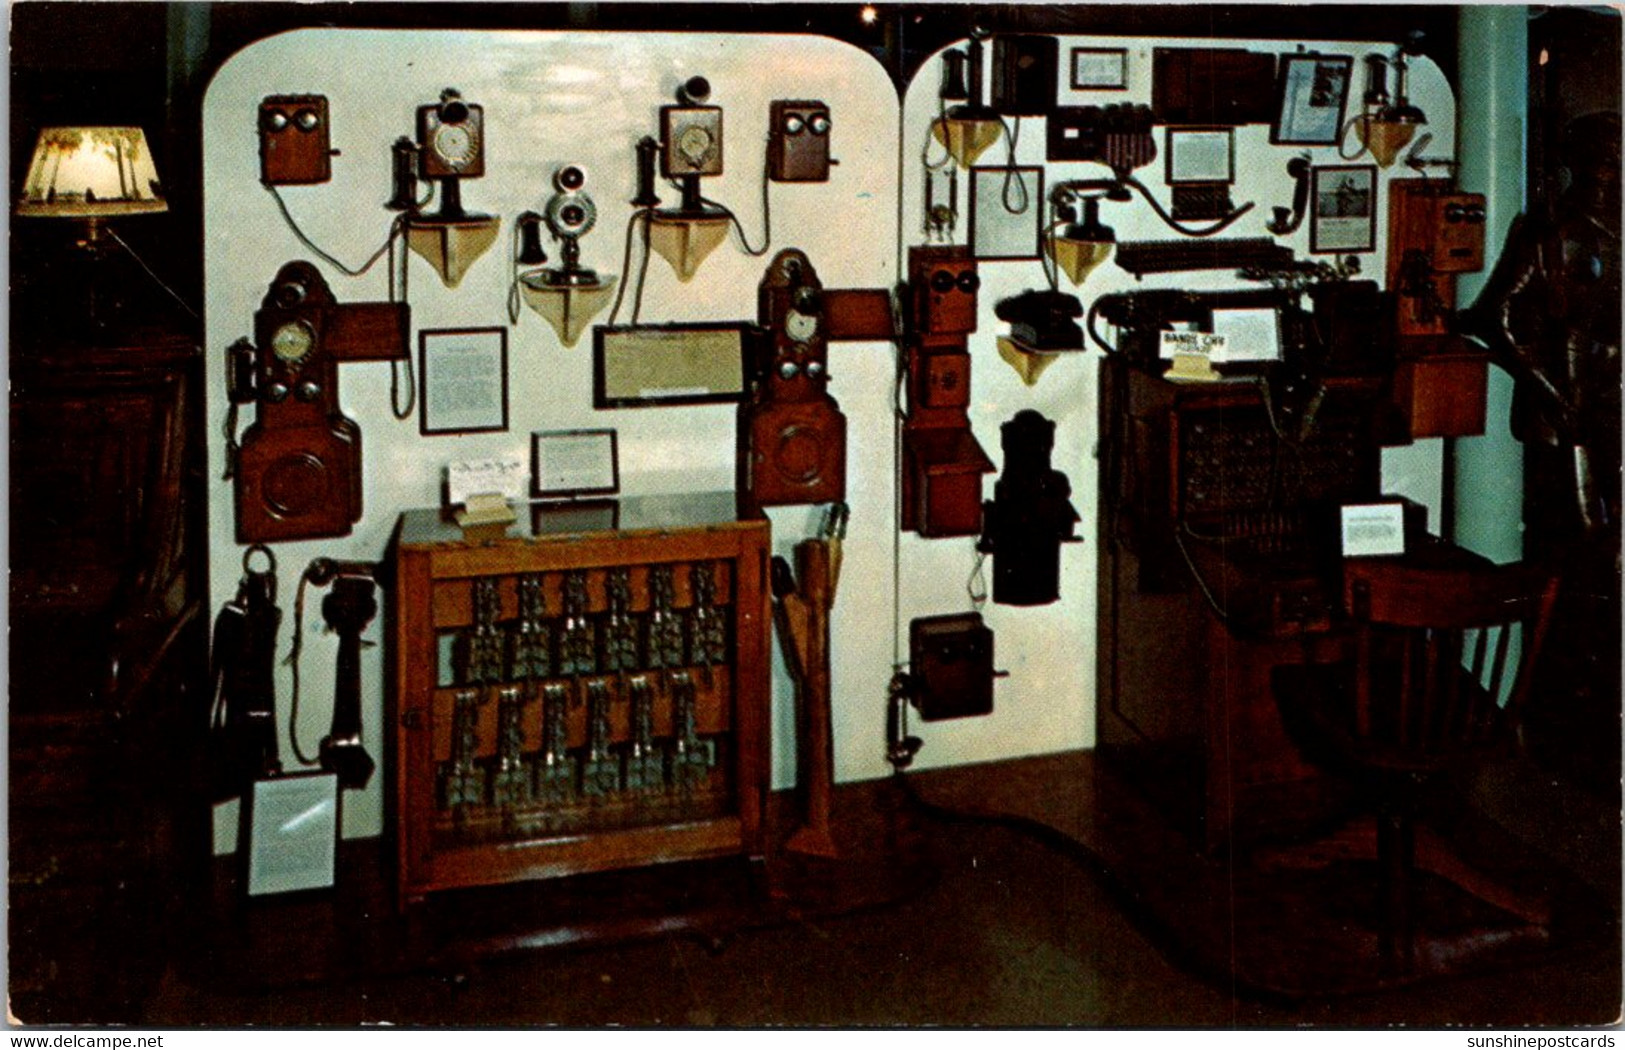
[
  {"left": 1118, "top": 172, "right": 1254, "bottom": 237},
  {"left": 699, "top": 129, "right": 776, "bottom": 257}
]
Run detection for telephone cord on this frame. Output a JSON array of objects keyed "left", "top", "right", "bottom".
[
  {"left": 284, "top": 571, "right": 321, "bottom": 768},
  {"left": 1122, "top": 173, "right": 1254, "bottom": 238},
  {"left": 267, "top": 183, "right": 398, "bottom": 278}
]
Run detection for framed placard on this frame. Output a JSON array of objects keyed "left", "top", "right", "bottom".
[
  {"left": 1340, "top": 501, "right": 1407, "bottom": 557},
  {"left": 532, "top": 428, "right": 619, "bottom": 499},
  {"left": 244, "top": 773, "right": 339, "bottom": 897},
  {"left": 1208, "top": 306, "right": 1283, "bottom": 364},
  {"left": 969, "top": 166, "right": 1046, "bottom": 261},
  {"left": 1310, "top": 165, "right": 1377, "bottom": 254},
  {"left": 593, "top": 323, "right": 748, "bottom": 408},
  {"left": 1271, "top": 53, "right": 1353, "bottom": 146},
  {"left": 1165, "top": 126, "right": 1235, "bottom": 185},
  {"left": 420, "top": 327, "right": 509, "bottom": 435},
  {"left": 1071, "top": 47, "right": 1128, "bottom": 90}
]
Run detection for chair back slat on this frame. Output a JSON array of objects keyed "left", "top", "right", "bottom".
[{"left": 1342, "top": 560, "right": 1560, "bottom": 756}]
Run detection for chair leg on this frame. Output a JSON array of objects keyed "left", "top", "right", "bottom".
[{"left": 1377, "top": 808, "right": 1417, "bottom": 970}]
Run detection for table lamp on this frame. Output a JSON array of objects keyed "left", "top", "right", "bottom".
[{"left": 17, "top": 126, "right": 169, "bottom": 328}]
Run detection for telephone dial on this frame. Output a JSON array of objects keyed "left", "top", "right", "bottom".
[
  {"left": 661, "top": 76, "right": 724, "bottom": 215},
  {"left": 739, "top": 248, "right": 847, "bottom": 507},
  {"left": 228, "top": 261, "right": 409, "bottom": 543},
  {"left": 410, "top": 87, "right": 488, "bottom": 221}
]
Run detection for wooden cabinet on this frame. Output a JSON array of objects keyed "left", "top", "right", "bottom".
[
  {"left": 390, "top": 494, "right": 771, "bottom": 907},
  {"left": 8, "top": 325, "right": 207, "bottom": 1022}
]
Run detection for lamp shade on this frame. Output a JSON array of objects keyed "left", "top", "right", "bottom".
[{"left": 17, "top": 126, "right": 167, "bottom": 218}]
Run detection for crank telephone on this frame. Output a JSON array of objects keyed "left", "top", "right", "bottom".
[
  {"left": 296, "top": 557, "right": 381, "bottom": 792},
  {"left": 739, "top": 248, "right": 847, "bottom": 506},
  {"left": 227, "top": 261, "right": 409, "bottom": 543}
]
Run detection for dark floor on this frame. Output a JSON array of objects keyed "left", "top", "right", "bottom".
[{"left": 139, "top": 751, "right": 1622, "bottom": 1028}]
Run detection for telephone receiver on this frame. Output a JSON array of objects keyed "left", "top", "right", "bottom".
[
  {"left": 1268, "top": 155, "right": 1312, "bottom": 235},
  {"left": 304, "top": 558, "right": 380, "bottom": 791}
]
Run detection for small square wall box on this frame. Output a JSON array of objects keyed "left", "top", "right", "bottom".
[
  {"left": 768, "top": 100, "right": 832, "bottom": 182},
  {"left": 909, "top": 245, "right": 980, "bottom": 336},
  {"left": 909, "top": 612, "right": 997, "bottom": 721},
  {"left": 990, "top": 35, "right": 1060, "bottom": 117},
  {"left": 259, "top": 95, "right": 332, "bottom": 185}
]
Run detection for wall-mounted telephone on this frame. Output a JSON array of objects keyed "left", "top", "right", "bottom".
[
  {"left": 902, "top": 245, "right": 993, "bottom": 537},
  {"left": 259, "top": 95, "right": 335, "bottom": 186},
  {"left": 1386, "top": 179, "right": 1486, "bottom": 337},
  {"left": 768, "top": 100, "right": 833, "bottom": 183},
  {"left": 227, "top": 260, "right": 409, "bottom": 543},
  {"left": 906, "top": 613, "right": 1003, "bottom": 721},
  {"left": 209, "top": 545, "right": 284, "bottom": 802},
  {"left": 1267, "top": 155, "right": 1313, "bottom": 235},
  {"left": 298, "top": 558, "right": 380, "bottom": 792},
  {"left": 990, "top": 34, "right": 1059, "bottom": 117},
  {"left": 534, "top": 165, "right": 600, "bottom": 285},
  {"left": 662, "top": 76, "right": 724, "bottom": 214},
  {"left": 415, "top": 88, "right": 486, "bottom": 220},
  {"left": 909, "top": 243, "right": 981, "bottom": 336},
  {"left": 739, "top": 248, "right": 847, "bottom": 507},
  {"left": 977, "top": 410, "right": 1080, "bottom": 606},
  {"left": 1046, "top": 104, "right": 1156, "bottom": 173}
]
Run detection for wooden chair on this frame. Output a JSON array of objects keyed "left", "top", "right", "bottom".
[{"left": 1271, "top": 557, "right": 1562, "bottom": 970}]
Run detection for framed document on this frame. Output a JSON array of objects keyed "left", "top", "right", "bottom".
[
  {"left": 593, "top": 323, "right": 749, "bottom": 408},
  {"left": 420, "top": 327, "right": 509, "bottom": 435},
  {"left": 1310, "top": 164, "right": 1377, "bottom": 254},
  {"left": 532, "top": 428, "right": 619, "bottom": 499},
  {"left": 969, "top": 166, "right": 1046, "bottom": 261},
  {"left": 1165, "top": 126, "right": 1235, "bottom": 185},
  {"left": 1071, "top": 47, "right": 1128, "bottom": 90},
  {"left": 1271, "top": 53, "right": 1353, "bottom": 146},
  {"left": 245, "top": 773, "right": 339, "bottom": 897}
]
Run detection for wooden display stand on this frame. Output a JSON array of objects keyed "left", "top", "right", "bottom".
[{"left": 390, "top": 492, "right": 771, "bottom": 908}]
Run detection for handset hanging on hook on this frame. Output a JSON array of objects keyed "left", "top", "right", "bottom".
[
  {"left": 294, "top": 557, "right": 381, "bottom": 792},
  {"left": 1267, "top": 155, "right": 1314, "bottom": 235}
]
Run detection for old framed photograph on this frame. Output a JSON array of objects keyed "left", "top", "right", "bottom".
[
  {"left": 1310, "top": 164, "right": 1377, "bottom": 254},
  {"left": 1271, "top": 53, "right": 1353, "bottom": 146},
  {"left": 1165, "top": 126, "right": 1235, "bottom": 185},
  {"left": 419, "top": 327, "right": 509, "bottom": 435},
  {"left": 1071, "top": 47, "right": 1128, "bottom": 90},
  {"left": 532, "top": 428, "right": 619, "bottom": 499},
  {"left": 969, "top": 166, "right": 1046, "bottom": 261},
  {"left": 593, "top": 323, "right": 749, "bottom": 408}
]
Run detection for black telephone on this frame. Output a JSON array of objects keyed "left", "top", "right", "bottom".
[
  {"left": 209, "top": 545, "right": 284, "bottom": 802},
  {"left": 994, "top": 289, "right": 1084, "bottom": 351},
  {"left": 1089, "top": 287, "right": 1293, "bottom": 365},
  {"left": 1268, "top": 155, "right": 1313, "bottom": 235},
  {"left": 294, "top": 558, "right": 380, "bottom": 791}
]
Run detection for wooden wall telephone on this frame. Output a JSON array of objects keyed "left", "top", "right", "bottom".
[
  {"left": 227, "top": 261, "right": 409, "bottom": 543},
  {"left": 739, "top": 248, "right": 848, "bottom": 507},
  {"left": 901, "top": 244, "right": 993, "bottom": 537}
]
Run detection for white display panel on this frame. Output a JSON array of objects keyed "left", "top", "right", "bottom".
[
  {"left": 204, "top": 29, "right": 899, "bottom": 844},
  {"left": 204, "top": 27, "right": 1457, "bottom": 849}
]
